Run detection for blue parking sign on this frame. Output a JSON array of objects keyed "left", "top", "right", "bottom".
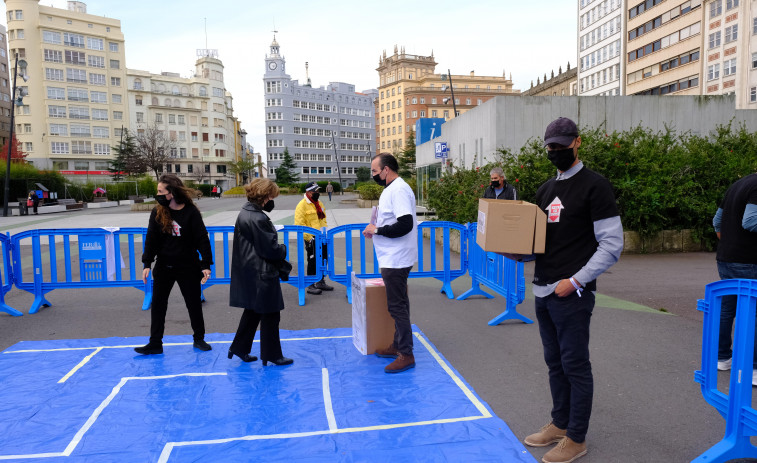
[{"left": 435, "top": 142, "right": 448, "bottom": 159}]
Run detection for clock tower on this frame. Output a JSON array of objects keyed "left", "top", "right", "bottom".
[{"left": 265, "top": 35, "right": 285, "bottom": 76}]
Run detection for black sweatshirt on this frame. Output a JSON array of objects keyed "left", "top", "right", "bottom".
[{"left": 142, "top": 205, "right": 213, "bottom": 270}]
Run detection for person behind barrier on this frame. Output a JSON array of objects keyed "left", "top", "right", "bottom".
[
  {"left": 712, "top": 172, "right": 757, "bottom": 383},
  {"left": 362, "top": 153, "right": 418, "bottom": 374},
  {"left": 326, "top": 181, "right": 334, "bottom": 201},
  {"left": 228, "top": 178, "right": 293, "bottom": 366},
  {"left": 28, "top": 191, "right": 40, "bottom": 215},
  {"left": 295, "top": 182, "right": 334, "bottom": 295},
  {"left": 482, "top": 167, "right": 517, "bottom": 200},
  {"left": 505, "top": 117, "right": 623, "bottom": 463},
  {"left": 136, "top": 174, "right": 214, "bottom": 355}
]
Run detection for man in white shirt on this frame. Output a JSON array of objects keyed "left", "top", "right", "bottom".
[{"left": 363, "top": 153, "right": 418, "bottom": 373}]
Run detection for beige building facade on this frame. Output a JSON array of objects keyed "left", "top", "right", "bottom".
[
  {"left": 625, "top": 0, "right": 704, "bottom": 95},
  {"left": 523, "top": 64, "right": 579, "bottom": 96},
  {"left": 0, "top": 25, "right": 12, "bottom": 148},
  {"left": 700, "top": 0, "right": 757, "bottom": 108},
  {"left": 126, "top": 53, "right": 240, "bottom": 189},
  {"left": 376, "top": 46, "right": 518, "bottom": 154},
  {"left": 5, "top": 0, "right": 128, "bottom": 176}
]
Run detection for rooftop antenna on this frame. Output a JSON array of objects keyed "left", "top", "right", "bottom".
[
  {"left": 305, "top": 61, "right": 311, "bottom": 87},
  {"left": 204, "top": 17, "right": 208, "bottom": 49}
]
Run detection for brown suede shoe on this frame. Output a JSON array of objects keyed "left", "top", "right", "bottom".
[
  {"left": 384, "top": 353, "right": 415, "bottom": 373},
  {"left": 524, "top": 422, "right": 567, "bottom": 447},
  {"left": 542, "top": 436, "right": 587, "bottom": 463},
  {"left": 374, "top": 345, "right": 399, "bottom": 359}
]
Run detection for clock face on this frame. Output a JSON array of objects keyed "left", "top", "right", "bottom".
[{"left": 268, "top": 61, "right": 277, "bottom": 70}]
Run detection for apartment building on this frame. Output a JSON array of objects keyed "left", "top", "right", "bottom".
[
  {"left": 376, "top": 45, "right": 518, "bottom": 154},
  {"left": 578, "top": 0, "right": 626, "bottom": 95},
  {"left": 0, "top": 25, "right": 12, "bottom": 148},
  {"left": 5, "top": 0, "right": 128, "bottom": 176},
  {"left": 700, "top": 0, "right": 757, "bottom": 108},
  {"left": 625, "top": 0, "right": 704, "bottom": 95},
  {"left": 126, "top": 52, "right": 241, "bottom": 189},
  {"left": 263, "top": 36, "right": 376, "bottom": 187}
]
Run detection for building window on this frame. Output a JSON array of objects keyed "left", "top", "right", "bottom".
[
  {"left": 111, "top": 77, "right": 121, "bottom": 86},
  {"left": 707, "top": 63, "right": 721, "bottom": 80},
  {"left": 109, "top": 42, "right": 119, "bottom": 52},
  {"left": 88, "top": 55, "right": 105, "bottom": 68},
  {"left": 709, "top": 31, "right": 722, "bottom": 49},
  {"left": 725, "top": 25, "right": 738, "bottom": 43},
  {"left": 87, "top": 37, "right": 103, "bottom": 50},
  {"left": 47, "top": 86, "right": 65, "bottom": 100},
  {"left": 109, "top": 59, "right": 120, "bottom": 69},
  {"left": 723, "top": 58, "right": 736, "bottom": 76},
  {"left": 92, "top": 109, "right": 108, "bottom": 120},
  {"left": 710, "top": 0, "right": 722, "bottom": 16},
  {"left": 43, "top": 30, "right": 61, "bottom": 44},
  {"left": 44, "top": 49, "right": 63, "bottom": 63},
  {"left": 726, "top": 0, "right": 738, "bottom": 10},
  {"left": 90, "top": 91, "right": 106, "bottom": 103},
  {"left": 113, "top": 111, "right": 123, "bottom": 120},
  {"left": 51, "top": 142, "right": 69, "bottom": 154},
  {"left": 89, "top": 73, "right": 106, "bottom": 85},
  {"left": 64, "top": 32, "right": 85, "bottom": 48},
  {"left": 750, "top": 87, "right": 756, "bottom": 102}
]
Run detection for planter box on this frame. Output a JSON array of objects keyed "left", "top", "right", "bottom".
[
  {"left": 356, "top": 198, "right": 379, "bottom": 208},
  {"left": 85, "top": 201, "right": 119, "bottom": 209}
]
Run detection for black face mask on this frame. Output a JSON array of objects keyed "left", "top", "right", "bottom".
[
  {"left": 373, "top": 172, "right": 386, "bottom": 187},
  {"left": 547, "top": 147, "right": 576, "bottom": 172},
  {"left": 491, "top": 180, "right": 501, "bottom": 189},
  {"left": 155, "top": 194, "right": 171, "bottom": 207},
  {"left": 262, "top": 200, "right": 275, "bottom": 212},
  {"left": 311, "top": 192, "right": 320, "bottom": 202}
]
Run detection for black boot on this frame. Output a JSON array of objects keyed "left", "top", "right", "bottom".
[{"left": 135, "top": 343, "right": 163, "bottom": 355}]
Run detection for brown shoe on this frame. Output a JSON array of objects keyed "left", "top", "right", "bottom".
[
  {"left": 542, "top": 437, "right": 587, "bottom": 463},
  {"left": 375, "top": 345, "right": 399, "bottom": 359},
  {"left": 524, "top": 422, "right": 567, "bottom": 447},
  {"left": 384, "top": 353, "right": 415, "bottom": 373}
]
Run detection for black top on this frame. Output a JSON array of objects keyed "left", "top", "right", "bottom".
[
  {"left": 717, "top": 173, "right": 757, "bottom": 264},
  {"left": 533, "top": 166, "right": 618, "bottom": 292},
  {"left": 142, "top": 205, "right": 213, "bottom": 270},
  {"left": 483, "top": 183, "right": 517, "bottom": 200}
]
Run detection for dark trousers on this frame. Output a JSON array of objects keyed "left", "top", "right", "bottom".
[
  {"left": 380, "top": 266, "right": 413, "bottom": 355},
  {"left": 717, "top": 260, "right": 757, "bottom": 366},
  {"left": 149, "top": 265, "right": 205, "bottom": 345},
  {"left": 328, "top": 192, "right": 332, "bottom": 201},
  {"left": 535, "top": 291, "right": 595, "bottom": 444},
  {"left": 230, "top": 310, "right": 283, "bottom": 361},
  {"left": 305, "top": 240, "right": 327, "bottom": 278}
]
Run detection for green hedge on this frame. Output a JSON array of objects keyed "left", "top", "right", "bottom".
[
  {"left": 427, "top": 122, "right": 757, "bottom": 250},
  {"left": 356, "top": 183, "right": 384, "bottom": 200},
  {"left": 291, "top": 181, "right": 342, "bottom": 194}
]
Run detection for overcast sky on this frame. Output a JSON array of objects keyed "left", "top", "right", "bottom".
[{"left": 3, "top": 0, "right": 577, "bottom": 159}]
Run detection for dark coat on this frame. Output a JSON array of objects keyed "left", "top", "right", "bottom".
[
  {"left": 483, "top": 183, "right": 517, "bottom": 200},
  {"left": 229, "top": 202, "right": 287, "bottom": 313}
]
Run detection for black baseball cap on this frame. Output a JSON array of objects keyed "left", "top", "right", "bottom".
[{"left": 544, "top": 117, "right": 579, "bottom": 147}]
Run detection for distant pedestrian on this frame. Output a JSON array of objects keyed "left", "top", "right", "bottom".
[
  {"left": 363, "top": 153, "right": 418, "bottom": 374},
  {"left": 136, "top": 174, "right": 214, "bottom": 356},
  {"left": 30, "top": 191, "right": 40, "bottom": 215},
  {"left": 217, "top": 186, "right": 222, "bottom": 198},
  {"left": 326, "top": 182, "right": 334, "bottom": 201},
  {"left": 712, "top": 172, "right": 757, "bottom": 383},
  {"left": 211, "top": 185, "right": 218, "bottom": 198},
  {"left": 482, "top": 167, "right": 516, "bottom": 200},
  {"left": 295, "top": 182, "right": 334, "bottom": 295},
  {"left": 506, "top": 117, "right": 623, "bottom": 463}
]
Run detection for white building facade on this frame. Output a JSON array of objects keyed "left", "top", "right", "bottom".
[{"left": 578, "top": 0, "right": 627, "bottom": 95}]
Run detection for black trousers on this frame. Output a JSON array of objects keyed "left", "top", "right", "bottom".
[
  {"left": 149, "top": 264, "right": 205, "bottom": 345},
  {"left": 305, "top": 240, "right": 327, "bottom": 277},
  {"left": 230, "top": 310, "right": 283, "bottom": 361},
  {"left": 380, "top": 266, "right": 413, "bottom": 355}
]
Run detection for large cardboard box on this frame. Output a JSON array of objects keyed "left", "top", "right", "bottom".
[
  {"left": 351, "top": 273, "right": 396, "bottom": 355},
  {"left": 476, "top": 199, "right": 547, "bottom": 254}
]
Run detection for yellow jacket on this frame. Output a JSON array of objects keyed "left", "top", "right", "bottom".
[{"left": 294, "top": 195, "right": 328, "bottom": 242}]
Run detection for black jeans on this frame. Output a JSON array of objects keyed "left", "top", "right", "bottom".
[
  {"left": 380, "top": 266, "right": 413, "bottom": 355},
  {"left": 230, "top": 310, "right": 283, "bottom": 361},
  {"left": 149, "top": 264, "right": 205, "bottom": 345},
  {"left": 535, "top": 291, "right": 595, "bottom": 444},
  {"left": 305, "top": 240, "right": 327, "bottom": 278}
]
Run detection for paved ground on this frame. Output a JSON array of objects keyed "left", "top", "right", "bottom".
[{"left": 0, "top": 198, "right": 739, "bottom": 462}]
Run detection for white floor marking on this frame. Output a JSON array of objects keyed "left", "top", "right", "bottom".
[
  {"left": 58, "top": 347, "right": 102, "bottom": 384},
  {"left": 0, "top": 372, "right": 227, "bottom": 461},
  {"left": 322, "top": 368, "right": 338, "bottom": 431}
]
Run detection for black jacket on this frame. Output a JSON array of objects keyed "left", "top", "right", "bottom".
[
  {"left": 483, "top": 183, "right": 517, "bottom": 200},
  {"left": 142, "top": 204, "right": 213, "bottom": 270},
  {"left": 229, "top": 202, "right": 287, "bottom": 313}
]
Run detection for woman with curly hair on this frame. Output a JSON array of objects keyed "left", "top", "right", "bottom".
[{"left": 136, "top": 174, "right": 214, "bottom": 355}]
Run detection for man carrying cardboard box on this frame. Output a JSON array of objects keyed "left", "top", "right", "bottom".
[
  {"left": 509, "top": 117, "right": 623, "bottom": 463},
  {"left": 363, "top": 153, "right": 418, "bottom": 374}
]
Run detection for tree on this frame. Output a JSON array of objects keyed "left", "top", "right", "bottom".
[
  {"left": 109, "top": 129, "right": 144, "bottom": 181},
  {"left": 0, "top": 134, "right": 27, "bottom": 163},
  {"left": 227, "top": 152, "right": 261, "bottom": 185},
  {"left": 191, "top": 165, "right": 208, "bottom": 184},
  {"left": 274, "top": 147, "right": 299, "bottom": 185},
  {"left": 356, "top": 166, "right": 372, "bottom": 183},
  {"left": 134, "top": 122, "right": 176, "bottom": 181},
  {"left": 397, "top": 130, "right": 416, "bottom": 179}
]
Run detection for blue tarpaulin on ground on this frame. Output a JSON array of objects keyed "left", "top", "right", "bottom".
[{"left": 0, "top": 327, "right": 535, "bottom": 462}]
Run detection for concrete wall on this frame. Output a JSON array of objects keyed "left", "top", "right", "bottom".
[{"left": 417, "top": 94, "right": 757, "bottom": 169}]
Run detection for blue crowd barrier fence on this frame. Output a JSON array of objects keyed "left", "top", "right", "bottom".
[
  {"left": 457, "top": 223, "right": 530, "bottom": 325},
  {"left": 0, "top": 232, "right": 22, "bottom": 316},
  {"left": 694, "top": 279, "right": 757, "bottom": 463},
  {"left": 326, "top": 221, "right": 468, "bottom": 304}
]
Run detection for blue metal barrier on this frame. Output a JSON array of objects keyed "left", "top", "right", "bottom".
[
  {"left": 694, "top": 279, "right": 757, "bottom": 463},
  {"left": 11, "top": 228, "right": 152, "bottom": 314},
  {"left": 456, "top": 223, "right": 530, "bottom": 325},
  {"left": 0, "top": 232, "right": 22, "bottom": 316},
  {"left": 327, "top": 221, "right": 468, "bottom": 304},
  {"left": 277, "top": 225, "right": 324, "bottom": 306}
]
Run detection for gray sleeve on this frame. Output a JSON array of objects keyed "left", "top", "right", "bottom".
[
  {"left": 573, "top": 216, "right": 624, "bottom": 286},
  {"left": 713, "top": 207, "right": 723, "bottom": 233}
]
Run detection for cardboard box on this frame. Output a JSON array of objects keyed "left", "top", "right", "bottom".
[
  {"left": 476, "top": 199, "right": 546, "bottom": 254},
  {"left": 351, "top": 273, "right": 396, "bottom": 355}
]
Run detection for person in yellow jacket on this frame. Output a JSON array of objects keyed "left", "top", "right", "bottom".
[{"left": 295, "top": 182, "right": 334, "bottom": 295}]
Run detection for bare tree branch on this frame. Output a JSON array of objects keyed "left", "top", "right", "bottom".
[{"left": 135, "top": 122, "right": 177, "bottom": 181}]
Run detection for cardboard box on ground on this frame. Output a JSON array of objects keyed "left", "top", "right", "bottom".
[
  {"left": 476, "top": 199, "right": 547, "bottom": 254},
  {"left": 351, "top": 273, "right": 396, "bottom": 355}
]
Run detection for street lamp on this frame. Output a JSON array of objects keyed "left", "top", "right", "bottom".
[
  {"left": 3, "top": 54, "right": 28, "bottom": 217},
  {"left": 330, "top": 132, "right": 343, "bottom": 193},
  {"left": 441, "top": 69, "right": 458, "bottom": 119}
]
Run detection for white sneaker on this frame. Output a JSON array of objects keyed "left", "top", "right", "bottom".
[
  {"left": 753, "top": 370, "right": 757, "bottom": 386},
  {"left": 718, "top": 358, "right": 732, "bottom": 371}
]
